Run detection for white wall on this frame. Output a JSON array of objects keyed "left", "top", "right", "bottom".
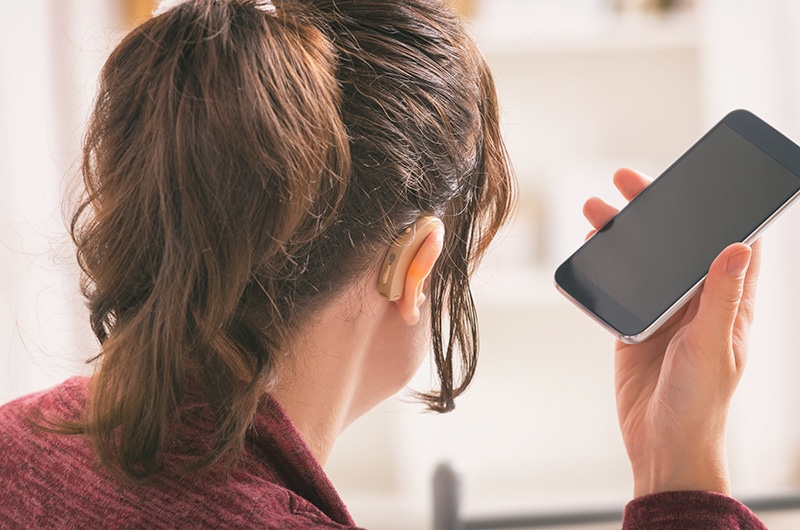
[{"left": 0, "top": 0, "right": 119, "bottom": 403}]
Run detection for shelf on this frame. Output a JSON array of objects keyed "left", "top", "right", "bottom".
[{"left": 470, "top": 8, "right": 698, "bottom": 57}]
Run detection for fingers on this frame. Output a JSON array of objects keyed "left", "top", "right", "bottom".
[
  {"left": 583, "top": 168, "right": 652, "bottom": 233},
  {"left": 686, "top": 243, "right": 753, "bottom": 373},
  {"left": 613, "top": 167, "right": 652, "bottom": 201},
  {"left": 731, "top": 238, "right": 762, "bottom": 365},
  {"left": 582, "top": 197, "right": 618, "bottom": 229},
  {"left": 737, "top": 238, "right": 762, "bottom": 323}
]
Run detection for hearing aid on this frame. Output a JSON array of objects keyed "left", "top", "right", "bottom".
[{"left": 378, "top": 216, "right": 444, "bottom": 301}]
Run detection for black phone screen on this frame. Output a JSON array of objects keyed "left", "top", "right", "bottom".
[{"left": 555, "top": 111, "right": 800, "bottom": 339}]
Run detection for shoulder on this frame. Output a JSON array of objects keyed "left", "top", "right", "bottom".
[
  {"left": 0, "top": 376, "right": 88, "bottom": 445},
  {"left": 623, "top": 491, "right": 767, "bottom": 529},
  {"left": 91, "top": 473, "right": 364, "bottom": 529},
  {"left": 0, "top": 376, "right": 88, "bottom": 421},
  {"left": 0, "top": 376, "right": 89, "bottom": 458},
  {"left": 0, "top": 379, "right": 364, "bottom": 529},
  {"left": 227, "top": 486, "right": 365, "bottom": 529},
  {"left": 0, "top": 377, "right": 96, "bottom": 528}
]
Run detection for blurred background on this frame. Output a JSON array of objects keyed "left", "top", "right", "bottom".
[{"left": 3, "top": 0, "right": 800, "bottom": 528}]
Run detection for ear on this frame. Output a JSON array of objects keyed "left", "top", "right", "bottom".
[{"left": 396, "top": 225, "right": 445, "bottom": 326}]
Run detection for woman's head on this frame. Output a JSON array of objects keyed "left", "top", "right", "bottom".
[{"left": 72, "top": 0, "right": 514, "bottom": 481}]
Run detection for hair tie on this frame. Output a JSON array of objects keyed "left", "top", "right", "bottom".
[
  {"left": 253, "top": 0, "right": 277, "bottom": 15},
  {"left": 153, "top": 0, "right": 277, "bottom": 17}
]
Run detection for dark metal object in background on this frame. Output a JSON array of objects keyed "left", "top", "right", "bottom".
[{"left": 433, "top": 462, "right": 800, "bottom": 530}]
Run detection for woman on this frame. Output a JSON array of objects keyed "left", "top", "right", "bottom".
[{"left": 0, "top": 0, "right": 765, "bottom": 528}]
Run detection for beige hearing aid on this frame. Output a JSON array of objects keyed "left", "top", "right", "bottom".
[{"left": 378, "top": 216, "right": 444, "bottom": 301}]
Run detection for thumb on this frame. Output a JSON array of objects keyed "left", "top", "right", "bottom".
[{"left": 686, "top": 243, "right": 752, "bottom": 360}]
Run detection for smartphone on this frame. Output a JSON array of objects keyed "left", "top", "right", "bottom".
[{"left": 554, "top": 109, "right": 800, "bottom": 344}]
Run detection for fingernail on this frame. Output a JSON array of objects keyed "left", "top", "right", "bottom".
[{"left": 727, "top": 248, "right": 751, "bottom": 277}]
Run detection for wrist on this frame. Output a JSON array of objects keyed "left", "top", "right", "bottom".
[{"left": 632, "top": 442, "right": 730, "bottom": 497}]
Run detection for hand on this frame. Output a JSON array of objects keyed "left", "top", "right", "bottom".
[{"left": 583, "top": 167, "right": 761, "bottom": 497}]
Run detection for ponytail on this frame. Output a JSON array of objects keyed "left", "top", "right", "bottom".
[{"left": 71, "top": 0, "right": 349, "bottom": 481}]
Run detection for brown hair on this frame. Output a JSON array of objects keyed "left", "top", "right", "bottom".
[{"left": 68, "top": 0, "right": 514, "bottom": 482}]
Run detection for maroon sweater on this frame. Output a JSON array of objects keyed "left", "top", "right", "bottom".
[
  {"left": 0, "top": 377, "right": 361, "bottom": 529},
  {"left": 0, "top": 377, "right": 766, "bottom": 529}
]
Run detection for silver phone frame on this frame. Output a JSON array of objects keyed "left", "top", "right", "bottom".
[{"left": 555, "top": 187, "right": 800, "bottom": 344}]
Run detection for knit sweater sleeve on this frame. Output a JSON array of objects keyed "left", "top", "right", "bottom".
[{"left": 623, "top": 491, "right": 767, "bottom": 529}]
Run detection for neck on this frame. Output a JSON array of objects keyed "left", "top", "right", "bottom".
[{"left": 269, "top": 288, "right": 389, "bottom": 465}]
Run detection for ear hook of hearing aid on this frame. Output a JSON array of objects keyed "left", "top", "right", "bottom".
[{"left": 378, "top": 216, "right": 443, "bottom": 301}]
